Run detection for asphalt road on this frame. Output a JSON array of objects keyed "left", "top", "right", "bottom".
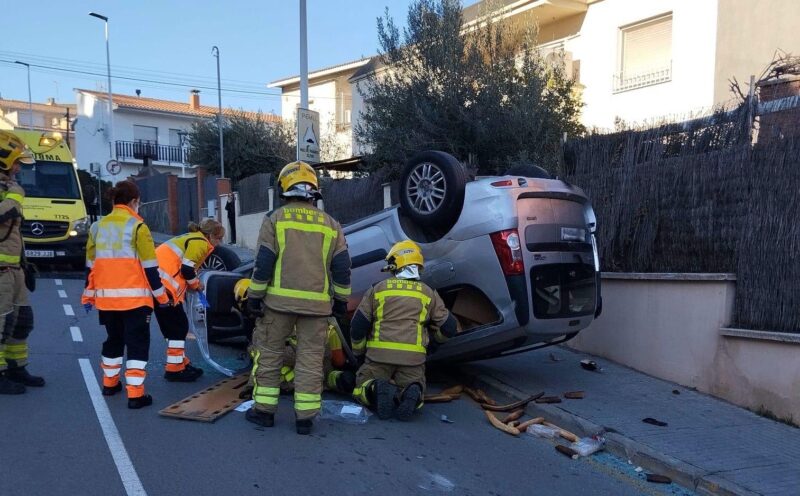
[{"left": 1, "top": 275, "right": 693, "bottom": 496}]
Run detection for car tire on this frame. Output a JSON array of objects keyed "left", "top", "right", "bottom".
[
  {"left": 399, "top": 151, "right": 468, "bottom": 228},
  {"left": 202, "top": 245, "right": 241, "bottom": 272}
]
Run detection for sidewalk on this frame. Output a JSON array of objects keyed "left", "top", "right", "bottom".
[{"left": 461, "top": 347, "right": 799, "bottom": 496}]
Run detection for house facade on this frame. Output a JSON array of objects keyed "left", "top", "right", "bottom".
[
  {"left": 268, "top": 57, "right": 371, "bottom": 163},
  {"left": 74, "top": 89, "right": 280, "bottom": 183},
  {"left": 0, "top": 98, "right": 76, "bottom": 152}
]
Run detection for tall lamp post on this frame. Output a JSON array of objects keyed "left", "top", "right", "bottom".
[
  {"left": 14, "top": 61, "right": 33, "bottom": 130},
  {"left": 211, "top": 46, "right": 224, "bottom": 179},
  {"left": 89, "top": 11, "right": 114, "bottom": 216}
]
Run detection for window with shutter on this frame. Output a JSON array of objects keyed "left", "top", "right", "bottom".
[{"left": 614, "top": 14, "right": 672, "bottom": 92}]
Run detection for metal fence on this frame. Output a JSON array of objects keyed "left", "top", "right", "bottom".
[
  {"left": 320, "top": 175, "right": 394, "bottom": 225},
  {"left": 564, "top": 102, "right": 800, "bottom": 333},
  {"left": 138, "top": 199, "right": 171, "bottom": 234},
  {"left": 134, "top": 173, "right": 169, "bottom": 203},
  {"left": 237, "top": 173, "right": 273, "bottom": 215}
]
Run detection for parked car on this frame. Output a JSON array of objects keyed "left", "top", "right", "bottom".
[{"left": 194, "top": 151, "right": 601, "bottom": 363}]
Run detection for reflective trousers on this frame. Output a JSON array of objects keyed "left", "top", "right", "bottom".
[
  {"left": 251, "top": 308, "right": 326, "bottom": 420},
  {"left": 99, "top": 307, "right": 152, "bottom": 399},
  {"left": 153, "top": 302, "right": 190, "bottom": 372}
]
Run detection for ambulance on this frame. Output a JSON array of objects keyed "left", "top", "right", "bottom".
[{"left": 14, "top": 130, "right": 88, "bottom": 268}]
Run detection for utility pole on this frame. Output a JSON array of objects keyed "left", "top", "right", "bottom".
[
  {"left": 212, "top": 46, "right": 225, "bottom": 179},
  {"left": 14, "top": 61, "right": 32, "bottom": 130},
  {"left": 89, "top": 12, "right": 114, "bottom": 216},
  {"left": 298, "top": 0, "right": 309, "bottom": 160}
]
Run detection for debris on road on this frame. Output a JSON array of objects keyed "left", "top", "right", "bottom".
[
  {"left": 548, "top": 353, "right": 564, "bottom": 362},
  {"left": 535, "top": 395, "right": 562, "bottom": 404},
  {"left": 479, "top": 392, "right": 544, "bottom": 412},
  {"left": 320, "top": 400, "right": 371, "bottom": 424},
  {"left": 571, "top": 437, "right": 606, "bottom": 457},
  {"left": 440, "top": 414, "right": 454, "bottom": 424},
  {"left": 159, "top": 372, "right": 249, "bottom": 422},
  {"left": 555, "top": 445, "right": 580, "bottom": 459},
  {"left": 516, "top": 417, "right": 545, "bottom": 432},
  {"left": 645, "top": 474, "right": 673, "bottom": 484},
  {"left": 485, "top": 410, "right": 521, "bottom": 436},
  {"left": 580, "top": 359, "right": 601, "bottom": 372},
  {"left": 642, "top": 417, "right": 668, "bottom": 427},
  {"left": 672, "top": 389, "right": 681, "bottom": 395},
  {"left": 424, "top": 393, "right": 461, "bottom": 403},
  {"left": 563, "top": 391, "right": 585, "bottom": 399},
  {"left": 464, "top": 386, "right": 497, "bottom": 405},
  {"left": 501, "top": 408, "right": 525, "bottom": 423},
  {"left": 544, "top": 421, "right": 580, "bottom": 442},
  {"left": 527, "top": 424, "right": 561, "bottom": 439}
]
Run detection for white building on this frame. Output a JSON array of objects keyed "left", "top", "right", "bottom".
[
  {"left": 268, "top": 0, "right": 799, "bottom": 158},
  {"left": 0, "top": 98, "right": 76, "bottom": 152},
  {"left": 74, "top": 89, "right": 280, "bottom": 183}
]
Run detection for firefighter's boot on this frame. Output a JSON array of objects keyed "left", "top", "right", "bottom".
[
  {"left": 164, "top": 362, "right": 204, "bottom": 382},
  {"left": 374, "top": 379, "right": 398, "bottom": 420},
  {"left": 396, "top": 384, "right": 422, "bottom": 421},
  {"left": 296, "top": 417, "right": 313, "bottom": 435},
  {"left": 0, "top": 372, "right": 25, "bottom": 395},
  {"left": 246, "top": 408, "right": 275, "bottom": 428},
  {"left": 5, "top": 366, "right": 45, "bottom": 387}
]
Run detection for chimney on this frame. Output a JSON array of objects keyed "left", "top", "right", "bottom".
[
  {"left": 189, "top": 89, "right": 200, "bottom": 109},
  {"left": 47, "top": 97, "right": 55, "bottom": 105}
]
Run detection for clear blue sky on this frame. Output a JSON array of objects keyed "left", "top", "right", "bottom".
[{"left": 1, "top": 1, "right": 475, "bottom": 114}]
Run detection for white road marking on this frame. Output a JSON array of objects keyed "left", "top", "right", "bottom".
[
  {"left": 63, "top": 304, "right": 74, "bottom": 316},
  {"left": 55, "top": 279, "right": 63, "bottom": 286},
  {"left": 70, "top": 326, "right": 83, "bottom": 342},
  {"left": 78, "top": 359, "right": 148, "bottom": 496},
  {"left": 58, "top": 290, "right": 67, "bottom": 298}
]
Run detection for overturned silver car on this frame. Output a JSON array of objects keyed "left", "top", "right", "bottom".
[{"left": 196, "top": 151, "right": 601, "bottom": 365}]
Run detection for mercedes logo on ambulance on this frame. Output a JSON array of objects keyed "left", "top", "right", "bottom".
[{"left": 30, "top": 222, "right": 45, "bottom": 236}]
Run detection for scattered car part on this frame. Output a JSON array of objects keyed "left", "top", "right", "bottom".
[
  {"left": 186, "top": 291, "right": 251, "bottom": 376},
  {"left": 535, "top": 396, "right": 562, "bottom": 404},
  {"left": 563, "top": 391, "right": 585, "bottom": 399},
  {"left": 642, "top": 417, "right": 668, "bottom": 427},
  {"left": 580, "top": 359, "right": 600, "bottom": 371},
  {"left": 159, "top": 372, "right": 249, "bottom": 422},
  {"left": 439, "top": 414, "right": 454, "bottom": 424},
  {"left": 646, "top": 474, "right": 672, "bottom": 484}
]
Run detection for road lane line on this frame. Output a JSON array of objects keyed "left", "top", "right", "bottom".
[
  {"left": 70, "top": 326, "right": 83, "bottom": 342},
  {"left": 78, "top": 359, "right": 148, "bottom": 496},
  {"left": 55, "top": 279, "right": 63, "bottom": 286},
  {"left": 58, "top": 290, "right": 67, "bottom": 299},
  {"left": 63, "top": 304, "right": 74, "bottom": 316}
]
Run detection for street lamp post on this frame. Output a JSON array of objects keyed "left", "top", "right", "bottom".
[
  {"left": 14, "top": 61, "right": 32, "bottom": 130},
  {"left": 212, "top": 46, "right": 224, "bottom": 179},
  {"left": 89, "top": 11, "right": 114, "bottom": 216}
]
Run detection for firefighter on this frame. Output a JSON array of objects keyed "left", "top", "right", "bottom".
[
  {"left": 0, "top": 130, "right": 43, "bottom": 394},
  {"left": 154, "top": 218, "right": 225, "bottom": 382},
  {"left": 351, "top": 240, "right": 458, "bottom": 421},
  {"left": 234, "top": 278, "right": 355, "bottom": 396},
  {"left": 244, "top": 161, "right": 351, "bottom": 435},
  {"left": 82, "top": 180, "right": 170, "bottom": 409}
]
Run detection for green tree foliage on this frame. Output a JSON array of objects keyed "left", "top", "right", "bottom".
[
  {"left": 187, "top": 111, "right": 295, "bottom": 183},
  {"left": 355, "top": 0, "right": 584, "bottom": 175}
]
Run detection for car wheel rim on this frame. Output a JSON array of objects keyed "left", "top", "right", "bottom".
[
  {"left": 406, "top": 162, "right": 446, "bottom": 214},
  {"left": 202, "top": 254, "right": 227, "bottom": 271}
]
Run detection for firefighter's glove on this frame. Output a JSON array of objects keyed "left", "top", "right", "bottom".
[
  {"left": 331, "top": 299, "right": 348, "bottom": 319},
  {"left": 245, "top": 297, "right": 265, "bottom": 319}
]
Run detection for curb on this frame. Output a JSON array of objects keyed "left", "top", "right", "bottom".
[{"left": 461, "top": 367, "right": 758, "bottom": 496}]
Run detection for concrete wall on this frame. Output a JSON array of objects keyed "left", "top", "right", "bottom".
[
  {"left": 713, "top": 0, "right": 800, "bottom": 107},
  {"left": 570, "top": 273, "right": 799, "bottom": 423},
  {"left": 236, "top": 210, "right": 268, "bottom": 251}
]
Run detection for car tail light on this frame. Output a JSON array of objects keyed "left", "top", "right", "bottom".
[
  {"left": 491, "top": 179, "right": 514, "bottom": 187},
  {"left": 490, "top": 229, "right": 524, "bottom": 275}
]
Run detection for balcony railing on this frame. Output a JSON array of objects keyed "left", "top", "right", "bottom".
[
  {"left": 116, "top": 141, "right": 188, "bottom": 164},
  {"left": 613, "top": 63, "right": 672, "bottom": 93}
]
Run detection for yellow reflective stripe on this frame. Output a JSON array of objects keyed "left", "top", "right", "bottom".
[
  {"left": 164, "top": 241, "right": 183, "bottom": 258},
  {"left": 353, "top": 379, "right": 374, "bottom": 406},
  {"left": 280, "top": 366, "right": 295, "bottom": 383},
  {"left": 0, "top": 253, "right": 21, "bottom": 264},
  {"left": 333, "top": 284, "right": 351, "bottom": 296},
  {"left": 3, "top": 343, "right": 27, "bottom": 359},
  {"left": 4, "top": 192, "right": 23, "bottom": 203},
  {"left": 267, "top": 286, "right": 330, "bottom": 301},
  {"left": 366, "top": 340, "right": 427, "bottom": 353},
  {"left": 254, "top": 386, "right": 281, "bottom": 405},
  {"left": 272, "top": 219, "right": 336, "bottom": 302},
  {"left": 326, "top": 371, "right": 340, "bottom": 390},
  {"left": 351, "top": 338, "right": 366, "bottom": 352},
  {"left": 294, "top": 392, "right": 321, "bottom": 411},
  {"left": 249, "top": 281, "right": 267, "bottom": 292}
]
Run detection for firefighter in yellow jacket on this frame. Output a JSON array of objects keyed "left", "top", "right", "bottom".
[
  {"left": 0, "top": 131, "right": 44, "bottom": 395},
  {"left": 154, "top": 218, "right": 225, "bottom": 382},
  {"left": 82, "top": 180, "right": 170, "bottom": 409},
  {"left": 351, "top": 240, "right": 457, "bottom": 421},
  {"left": 244, "top": 161, "right": 351, "bottom": 435}
]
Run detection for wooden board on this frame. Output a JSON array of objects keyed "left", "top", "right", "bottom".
[{"left": 159, "top": 373, "right": 250, "bottom": 423}]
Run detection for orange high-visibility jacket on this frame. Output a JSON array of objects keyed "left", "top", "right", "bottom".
[
  {"left": 82, "top": 205, "right": 166, "bottom": 310},
  {"left": 155, "top": 232, "right": 214, "bottom": 303}
]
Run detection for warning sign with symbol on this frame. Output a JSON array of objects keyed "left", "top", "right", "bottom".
[{"left": 297, "top": 108, "right": 320, "bottom": 164}]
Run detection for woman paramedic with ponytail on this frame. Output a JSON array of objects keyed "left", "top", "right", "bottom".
[
  {"left": 82, "top": 180, "right": 170, "bottom": 410},
  {"left": 153, "top": 218, "right": 225, "bottom": 382}
]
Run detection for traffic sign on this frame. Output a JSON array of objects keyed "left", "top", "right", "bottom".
[
  {"left": 296, "top": 108, "right": 320, "bottom": 164},
  {"left": 106, "top": 159, "right": 121, "bottom": 176}
]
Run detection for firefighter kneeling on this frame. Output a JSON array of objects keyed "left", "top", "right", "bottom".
[{"left": 351, "top": 240, "right": 457, "bottom": 420}]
